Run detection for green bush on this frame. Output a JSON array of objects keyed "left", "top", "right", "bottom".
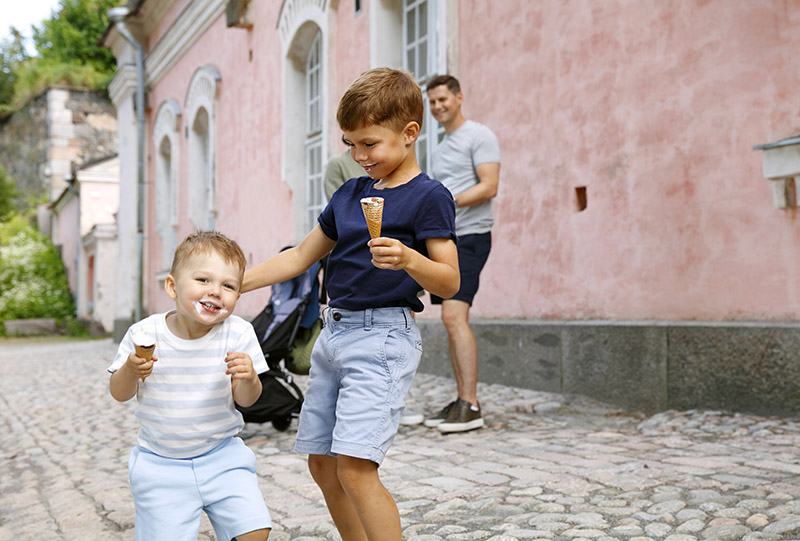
[{"left": 0, "top": 219, "right": 75, "bottom": 334}]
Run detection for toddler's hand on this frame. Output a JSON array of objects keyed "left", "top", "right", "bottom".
[
  {"left": 225, "top": 352, "right": 258, "bottom": 383},
  {"left": 368, "top": 237, "right": 408, "bottom": 270},
  {"left": 126, "top": 352, "right": 157, "bottom": 381}
]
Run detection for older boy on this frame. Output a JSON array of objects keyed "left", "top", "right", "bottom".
[
  {"left": 109, "top": 231, "right": 271, "bottom": 541},
  {"left": 242, "top": 68, "right": 459, "bottom": 541}
]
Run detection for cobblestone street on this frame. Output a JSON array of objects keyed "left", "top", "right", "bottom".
[{"left": 1, "top": 337, "right": 800, "bottom": 540}]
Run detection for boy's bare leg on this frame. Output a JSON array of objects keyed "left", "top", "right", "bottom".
[
  {"left": 308, "top": 454, "right": 368, "bottom": 541},
  {"left": 235, "top": 528, "right": 270, "bottom": 540},
  {"left": 337, "top": 455, "right": 401, "bottom": 541},
  {"left": 441, "top": 299, "right": 478, "bottom": 406}
]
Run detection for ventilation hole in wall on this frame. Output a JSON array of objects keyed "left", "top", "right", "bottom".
[{"left": 575, "top": 186, "right": 587, "bottom": 212}]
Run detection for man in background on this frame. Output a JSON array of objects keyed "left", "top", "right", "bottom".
[{"left": 423, "top": 74, "right": 501, "bottom": 433}]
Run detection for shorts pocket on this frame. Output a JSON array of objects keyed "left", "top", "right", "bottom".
[{"left": 127, "top": 446, "right": 142, "bottom": 485}]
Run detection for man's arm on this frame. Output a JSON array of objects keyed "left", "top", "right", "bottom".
[
  {"left": 453, "top": 162, "right": 500, "bottom": 207},
  {"left": 242, "top": 225, "right": 335, "bottom": 293}
]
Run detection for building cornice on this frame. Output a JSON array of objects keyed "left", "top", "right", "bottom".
[
  {"left": 145, "top": 0, "right": 227, "bottom": 86},
  {"left": 108, "top": 65, "right": 138, "bottom": 106}
]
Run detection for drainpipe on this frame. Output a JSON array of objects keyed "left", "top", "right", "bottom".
[{"left": 108, "top": 6, "right": 145, "bottom": 322}]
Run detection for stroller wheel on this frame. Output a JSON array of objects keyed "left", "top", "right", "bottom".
[{"left": 272, "top": 416, "right": 292, "bottom": 432}]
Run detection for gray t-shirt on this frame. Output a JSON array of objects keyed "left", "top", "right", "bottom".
[{"left": 430, "top": 120, "right": 500, "bottom": 236}]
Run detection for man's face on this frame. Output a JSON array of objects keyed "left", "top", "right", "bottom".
[{"left": 427, "top": 85, "right": 463, "bottom": 128}]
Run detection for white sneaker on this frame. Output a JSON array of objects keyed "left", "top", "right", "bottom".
[{"left": 399, "top": 411, "right": 424, "bottom": 425}]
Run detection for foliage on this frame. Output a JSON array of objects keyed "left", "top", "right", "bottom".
[
  {"left": 0, "top": 29, "right": 28, "bottom": 108},
  {"left": 33, "top": 0, "right": 119, "bottom": 75},
  {"left": 0, "top": 162, "right": 20, "bottom": 222},
  {"left": 0, "top": 219, "right": 75, "bottom": 334},
  {"left": 0, "top": 0, "right": 120, "bottom": 112}
]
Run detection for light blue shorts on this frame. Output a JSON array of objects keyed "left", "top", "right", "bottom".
[
  {"left": 294, "top": 307, "right": 422, "bottom": 465},
  {"left": 128, "top": 437, "right": 271, "bottom": 541}
]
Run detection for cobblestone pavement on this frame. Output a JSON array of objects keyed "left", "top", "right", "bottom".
[{"left": 2, "top": 337, "right": 800, "bottom": 541}]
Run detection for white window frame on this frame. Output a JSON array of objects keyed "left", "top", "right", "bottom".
[
  {"left": 184, "top": 65, "right": 221, "bottom": 232},
  {"left": 305, "top": 33, "right": 325, "bottom": 233},
  {"left": 152, "top": 98, "right": 181, "bottom": 279},
  {"left": 403, "top": 0, "right": 445, "bottom": 172}
]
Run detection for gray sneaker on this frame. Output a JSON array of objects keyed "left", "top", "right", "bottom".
[
  {"left": 422, "top": 400, "right": 458, "bottom": 428},
  {"left": 437, "top": 399, "right": 484, "bottom": 433}
]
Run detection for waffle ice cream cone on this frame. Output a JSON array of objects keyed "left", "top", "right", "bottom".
[
  {"left": 360, "top": 197, "right": 384, "bottom": 239},
  {"left": 132, "top": 329, "right": 156, "bottom": 382}
]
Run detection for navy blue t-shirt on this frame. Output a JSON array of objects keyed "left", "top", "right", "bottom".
[{"left": 318, "top": 172, "right": 457, "bottom": 312}]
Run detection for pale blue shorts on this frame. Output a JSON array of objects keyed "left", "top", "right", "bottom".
[
  {"left": 128, "top": 437, "right": 271, "bottom": 541},
  {"left": 294, "top": 307, "right": 422, "bottom": 465}
]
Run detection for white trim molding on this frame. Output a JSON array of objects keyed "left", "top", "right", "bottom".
[
  {"left": 145, "top": 0, "right": 227, "bottom": 86},
  {"left": 152, "top": 98, "right": 182, "bottom": 271}
]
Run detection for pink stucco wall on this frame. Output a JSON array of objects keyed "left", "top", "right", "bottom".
[
  {"left": 454, "top": 0, "right": 800, "bottom": 320},
  {"left": 145, "top": 3, "right": 290, "bottom": 317},
  {"left": 140, "top": 0, "right": 800, "bottom": 323}
]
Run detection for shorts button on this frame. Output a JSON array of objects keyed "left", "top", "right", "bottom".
[{"left": 333, "top": 312, "right": 341, "bottom": 321}]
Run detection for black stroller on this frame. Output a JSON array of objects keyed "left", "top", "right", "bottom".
[{"left": 236, "top": 251, "right": 325, "bottom": 431}]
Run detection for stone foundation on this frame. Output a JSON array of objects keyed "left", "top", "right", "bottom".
[{"left": 416, "top": 319, "right": 800, "bottom": 417}]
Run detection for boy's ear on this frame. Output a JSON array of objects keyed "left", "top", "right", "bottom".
[
  {"left": 404, "top": 121, "right": 420, "bottom": 144},
  {"left": 164, "top": 274, "right": 178, "bottom": 300}
]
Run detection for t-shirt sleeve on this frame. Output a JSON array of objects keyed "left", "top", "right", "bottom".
[
  {"left": 472, "top": 125, "right": 501, "bottom": 166},
  {"left": 108, "top": 327, "right": 134, "bottom": 373},
  {"left": 414, "top": 182, "right": 458, "bottom": 242},
  {"left": 318, "top": 189, "right": 339, "bottom": 241}
]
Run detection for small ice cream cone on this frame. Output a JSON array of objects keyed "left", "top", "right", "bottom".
[
  {"left": 360, "top": 197, "right": 384, "bottom": 239},
  {"left": 132, "top": 329, "right": 156, "bottom": 382}
]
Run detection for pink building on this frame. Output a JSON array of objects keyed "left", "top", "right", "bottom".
[{"left": 104, "top": 0, "right": 800, "bottom": 415}]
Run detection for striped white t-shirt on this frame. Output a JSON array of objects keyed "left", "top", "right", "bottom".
[{"left": 108, "top": 312, "right": 268, "bottom": 458}]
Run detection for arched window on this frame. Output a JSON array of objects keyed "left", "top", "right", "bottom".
[
  {"left": 185, "top": 66, "right": 221, "bottom": 231},
  {"left": 152, "top": 98, "right": 181, "bottom": 277},
  {"left": 278, "top": 0, "right": 329, "bottom": 241}
]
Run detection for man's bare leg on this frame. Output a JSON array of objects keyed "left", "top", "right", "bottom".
[{"left": 441, "top": 299, "right": 478, "bottom": 406}]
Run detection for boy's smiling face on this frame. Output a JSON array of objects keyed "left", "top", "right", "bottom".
[
  {"left": 343, "top": 121, "right": 420, "bottom": 187},
  {"left": 164, "top": 250, "right": 242, "bottom": 339}
]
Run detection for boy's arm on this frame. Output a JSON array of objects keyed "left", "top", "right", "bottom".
[
  {"left": 369, "top": 236, "right": 460, "bottom": 299},
  {"left": 226, "top": 352, "right": 262, "bottom": 407},
  {"left": 109, "top": 354, "right": 154, "bottom": 402},
  {"left": 242, "top": 225, "right": 335, "bottom": 293}
]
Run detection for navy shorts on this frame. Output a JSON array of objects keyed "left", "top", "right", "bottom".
[{"left": 431, "top": 231, "right": 491, "bottom": 305}]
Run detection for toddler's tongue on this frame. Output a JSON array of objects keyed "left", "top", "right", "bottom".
[{"left": 193, "top": 300, "right": 228, "bottom": 316}]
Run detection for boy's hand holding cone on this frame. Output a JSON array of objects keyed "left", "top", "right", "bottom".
[
  {"left": 360, "top": 197, "right": 384, "bottom": 239},
  {"left": 131, "top": 329, "right": 156, "bottom": 382}
]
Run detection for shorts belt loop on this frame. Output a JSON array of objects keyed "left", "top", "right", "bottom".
[
  {"left": 403, "top": 308, "right": 409, "bottom": 329},
  {"left": 364, "top": 308, "right": 372, "bottom": 330}
]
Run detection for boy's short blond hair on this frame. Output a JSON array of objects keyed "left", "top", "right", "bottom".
[
  {"left": 170, "top": 231, "right": 247, "bottom": 279},
  {"left": 337, "top": 67, "right": 423, "bottom": 133}
]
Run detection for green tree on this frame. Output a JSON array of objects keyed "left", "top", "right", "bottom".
[
  {"left": 0, "top": 0, "right": 121, "bottom": 112},
  {"left": 0, "top": 28, "right": 28, "bottom": 107},
  {"left": 32, "top": 0, "right": 119, "bottom": 74}
]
